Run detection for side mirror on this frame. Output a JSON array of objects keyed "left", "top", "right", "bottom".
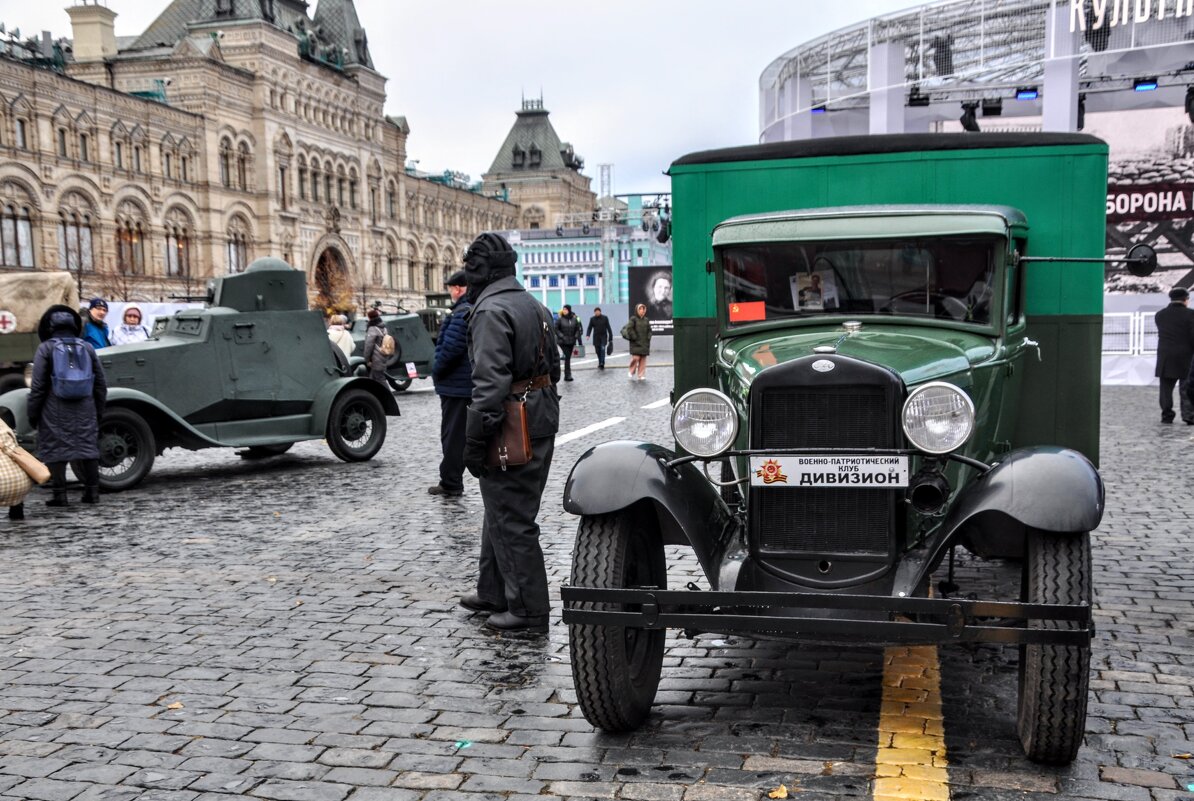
[{"left": 1125, "top": 243, "right": 1157, "bottom": 277}]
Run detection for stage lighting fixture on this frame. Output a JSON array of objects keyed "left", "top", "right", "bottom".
[
  {"left": 981, "top": 98, "right": 1002, "bottom": 116},
  {"left": 1186, "top": 87, "right": 1194, "bottom": 124},
  {"left": 1015, "top": 86, "right": 1039, "bottom": 101},
  {"left": 908, "top": 87, "right": 931, "bottom": 107},
  {"left": 1133, "top": 77, "right": 1158, "bottom": 92},
  {"left": 1077, "top": 94, "right": 1086, "bottom": 130},
  {"left": 811, "top": 105, "right": 827, "bottom": 114}
]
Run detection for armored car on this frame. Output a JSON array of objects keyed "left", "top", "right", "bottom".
[{"left": 0, "top": 258, "right": 399, "bottom": 491}]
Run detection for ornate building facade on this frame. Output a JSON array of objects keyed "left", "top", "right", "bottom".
[{"left": 0, "top": 0, "right": 516, "bottom": 311}]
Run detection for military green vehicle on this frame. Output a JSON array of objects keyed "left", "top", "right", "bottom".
[
  {"left": 349, "top": 309, "right": 436, "bottom": 391},
  {"left": 0, "top": 258, "right": 399, "bottom": 491},
  {"left": 560, "top": 133, "right": 1156, "bottom": 765},
  {"left": 0, "top": 273, "right": 78, "bottom": 395}
]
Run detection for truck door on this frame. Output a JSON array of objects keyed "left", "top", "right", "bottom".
[{"left": 215, "top": 313, "right": 279, "bottom": 418}]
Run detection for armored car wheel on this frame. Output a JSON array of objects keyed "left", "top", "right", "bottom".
[
  {"left": 1017, "top": 530, "right": 1092, "bottom": 765},
  {"left": 97, "top": 408, "right": 156, "bottom": 492},
  {"left": 569, "top": 510, "right": 666, "bottom": 732},
  {"left": 327, "top": 388, "right": 386, "bottom": 462}
]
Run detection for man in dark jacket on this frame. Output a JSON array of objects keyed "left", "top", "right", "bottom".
[
  {"left": 1154, "top": 287, "right": 1194, "bottom": 424},
  {"left": 27, "top": 305, "right": 108, "bottom": 506},
  {"left": 429, "top": 270, "right": 472, "bottom": 497},
  {"left": 586, "top": 307, "right": 613, "bottom": 370},
  {"left": 460, "top": 232, "right": 560, "bottom": 633},
  {"left": 554, "top": 304, "right": 581, "bottom": 381}
]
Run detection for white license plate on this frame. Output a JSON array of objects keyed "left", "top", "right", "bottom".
[{"left": 748, "top": 455, "right": 909, "bottom": 488}]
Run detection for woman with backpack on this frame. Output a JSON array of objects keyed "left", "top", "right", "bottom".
[
  {"left": 623, "top": 303, "right": 653, "bottom": 381},
  {"left": 362, "top": 308, "right": 389, "bottom": 386},
  {"left": 26, "top": 305, "right": 108, "bottom": 506}
]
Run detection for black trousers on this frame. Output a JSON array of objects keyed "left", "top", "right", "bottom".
[
  {"left": 1159, "top": 377, "right": 1193, "bottom": 422},
  {"left": 593, "top": 337, "right": 607, "bottom": 368},
  {"left": 47, "top": 460, "right": 98, "bottom": 487},
  {"left": 476, "top": 436, "right": 555, "bottom": 617},
  {"left": 438, "top": 395, "right": 469, "bottom": 492},
  {"left": 559, "top": 343, "right": 574, "bottom": 378}
]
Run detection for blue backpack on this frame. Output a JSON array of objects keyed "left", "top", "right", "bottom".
[{"left": 50, "top": 338, "right": 95, "bottom": 400}]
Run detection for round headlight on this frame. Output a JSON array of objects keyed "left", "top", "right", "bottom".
[
  {"left": 671, "top": 388, "right": 739, "bottom": 458},
  {"left": 901, "top": 382, "right": 975, "bottom": 455}
]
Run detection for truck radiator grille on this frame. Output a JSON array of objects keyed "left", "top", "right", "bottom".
[{"left": 752, "top": 386, "right": 897, "bottom": 555}]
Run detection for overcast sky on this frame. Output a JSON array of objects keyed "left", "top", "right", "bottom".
[{"left": 9, "top": 0, "right": 916, "bottom": 193}]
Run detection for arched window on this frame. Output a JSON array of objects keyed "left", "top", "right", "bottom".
[
  {"left": 236, "top": 142, "right": 250, "bottom": 190},
  {"left": 57, "top": 201, "right": 94, "bottom": 275},
  {"left": 219, "top": 137, "right": 232, "bottom": 187},
  {"left": 0, "top": 201, "right": 35, "bottom": 268},
  {"left": 387, "top": 183, "right": 396, "bottom": 218},
  {"left": 227, "top": 216, "right": 250, "bottom": 273},
  {"left": 311, "top": 160, "right": 320, "bottom": 202},
  {"left": 298, "top": 156, "right": 308, "bottom": 201},
  {"left": 115, "top": 201, "right": 147, "bottom": 275},
  {"left": 164, "top": 208, "right": 192, "bottom": 278},
  {"left": 385, "top": 243, "right": 397, "bottom": 288}
]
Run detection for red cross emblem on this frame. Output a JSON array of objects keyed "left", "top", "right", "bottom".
[{"left": 0, "top": 311, "right": 16, "bottom": 334}]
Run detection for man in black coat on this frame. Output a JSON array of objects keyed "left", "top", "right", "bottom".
[
  {"left": 460, "top": 232, "right": 561, "bottom": 633},
  {"left": 586, "top": 307, "right": 613, "bottom": 370},
  {"left": 1154, "top": 286, "right": 1194, "bottom": 424}
]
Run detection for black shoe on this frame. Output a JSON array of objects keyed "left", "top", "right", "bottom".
[
  {"left": 564, "top": 376, "right": 574, "bottom": 381},
  {"left": 45, "top": 490, "right": 68, "bottom": 508},
  {"left": 428, "top": 484, "right": 463, "bottom": 497},
  {"left": 1162, "top": 418, "right": 1175, "bottom": 424},
  {"left": 1184, "top": 420, "right": 1194, "bottom": 425},
  {"left": 459, "top": 594, "right": 507, "bottom": 613},
  {"left": 81, "top": 486, "right": 100, "bottom": 504},
  {"left": 598, "top": 365, "right": 605, "bottom": 370},
  {"left": 8, "top": 503, "right": 24, "bottom": 520},
  {"left": 484, "top": 611, "right": 549, "bottom": 633}
]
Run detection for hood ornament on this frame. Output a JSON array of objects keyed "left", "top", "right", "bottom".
[
  {"left": 813, "top": 345, "right": 836, "bottom": 354},
  {"left": 842, "top": 320, "right": 862, "bottom": 334}
]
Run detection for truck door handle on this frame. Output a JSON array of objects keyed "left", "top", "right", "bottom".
[
  {"left": 135, "top": 358, "right": 146, "bottom": 366},
  {"left": 234, "top": 323, "right": 255, "bottom": 329}
]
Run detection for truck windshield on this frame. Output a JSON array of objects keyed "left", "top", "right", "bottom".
[{"left": 721, "top": 235, "right": 1000, "bottom": 327}]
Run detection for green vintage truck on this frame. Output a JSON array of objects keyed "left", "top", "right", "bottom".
[{"left": 560, "top": 133, "right": 1154, "bottom": 764}]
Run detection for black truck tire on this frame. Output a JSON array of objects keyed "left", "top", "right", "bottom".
[
  {"left": 568, "top": 510, "right": 666, "bottom": 732},
  {"left": 326, "top": 388, "right": 386, "bottom": 462},
  {"left": 97, "top": 408, "right": 156, "bottom": 491},
  {"left": 1017, "top": 530, "right": 1092, "bottom": 765}
]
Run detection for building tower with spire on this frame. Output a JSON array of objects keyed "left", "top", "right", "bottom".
[{"left": 481, "top": 98, "right": 595, "bottom": 230}]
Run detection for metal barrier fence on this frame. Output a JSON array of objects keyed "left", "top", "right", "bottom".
[{"left": 1102, "top": 312, "right": 1156, "bottom": 356}]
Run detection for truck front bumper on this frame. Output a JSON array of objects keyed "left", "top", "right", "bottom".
[{"left": 560, "top": 587, "right": 1092, "bottom": 646}]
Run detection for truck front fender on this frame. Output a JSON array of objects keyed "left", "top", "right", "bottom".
[
  {"left": 309, "top": 377, "right": 400, "bottom": 435},
  {"left": 564, "top": 440, "right": 736, "bottom": 573},
  {"left": 949, "top": 446, "right": 1103, "bottom": 557},
  {"left": 892, "top": 446, "right": 1102, "bottom": 596}
]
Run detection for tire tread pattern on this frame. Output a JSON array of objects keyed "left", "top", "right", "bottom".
[{"left": 1018, "top": 531, "right": 1092, "bottom": 764}]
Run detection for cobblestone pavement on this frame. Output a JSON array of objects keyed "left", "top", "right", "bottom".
[{"left": 1, "top": 371, "right": 1192, "bottom": 801}]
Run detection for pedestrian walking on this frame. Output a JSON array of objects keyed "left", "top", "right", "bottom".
[
  {"left": 81, "top": 298, "right": 112, "bottom": 349},
  {"left": 554, "top": 304, "right": 581, "bottom": 381},
  {"left": 586, "top": 307, "right": 613, "bottom": 370},
  {"left": 623, "top": 303, "right": 653, "bottom": 381},
  {"left": 460, "top": 232, "right": 560, "bottom": 633},
  {"left": 326, "top": 314, "right": 354, "bottom": 359},
  {"left": 110, "top": 304, "right": 150, "bottom": 346},
  {"left": 1154, "top": 287, "right": 1194, "bottom": 424},
  {"left": 429, "top": 271, "right": 473, "bottom": 497},
  {"left": 362, "top": 308, "right": 388, "bottom": 386},
  {"left": 26, "top": 305, "right": 108, "bottom": 506}
]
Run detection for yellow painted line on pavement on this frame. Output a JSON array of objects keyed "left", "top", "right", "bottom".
[{"left": 873, "top": 644, "right": 950, "bottom": 801}]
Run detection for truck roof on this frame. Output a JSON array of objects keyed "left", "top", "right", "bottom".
[{"left": 670, "top": 132, "right": 1106, "bottom": 170}]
